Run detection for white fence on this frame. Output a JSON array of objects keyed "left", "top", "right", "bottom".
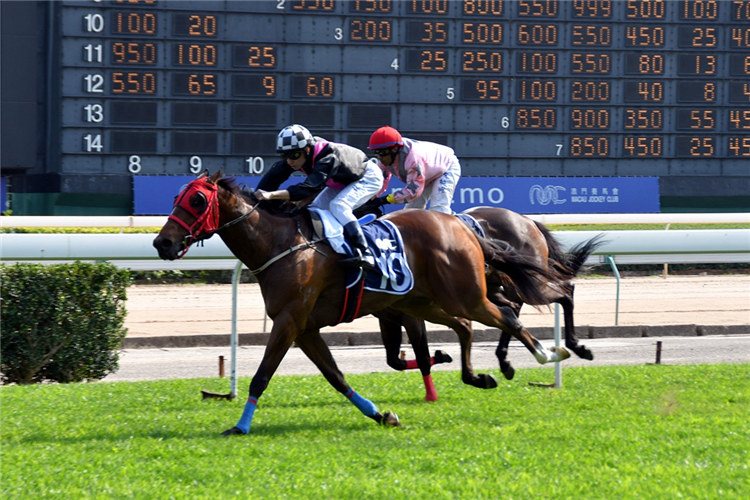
[
  {"left": 2, "top": 214, "right": 747, "bottom": 395},
  {"left": 2, "top": 222, "right": 749, "bottom": 268},
  {"left": 2, "top": 212, "right": 749, "bottom": 229}
]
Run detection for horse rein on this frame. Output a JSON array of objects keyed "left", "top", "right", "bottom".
[{"left": 247, "top": 221, "right": 327, "bottom": 275}]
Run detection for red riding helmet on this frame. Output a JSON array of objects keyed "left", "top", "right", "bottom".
[{"left": 368, "top": 126, "right": 404, "bottom": 150}]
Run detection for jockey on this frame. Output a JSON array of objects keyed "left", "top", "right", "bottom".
[
  {"left": 254, "top": 124, "right": 383, "bottom": 270},
  {"left": 368, "top": 126, "right": 461, "bottom": 214}
]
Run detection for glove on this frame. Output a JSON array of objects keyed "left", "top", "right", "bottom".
[
  {"left": 385, "top": 194, "right": 396, "bottom": 204},
  {"left": 368, "top": 196, "right": 391, "bottom": 208},
  {"left": 354, "top": 198, "right": 385, "bottom": 218}
]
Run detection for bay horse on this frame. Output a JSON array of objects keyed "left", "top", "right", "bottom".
[
  {"left": 153, "top": 171, "right": 570, "bottom": 435},
  {"left": 376, "top": 207, "right": 603, "bottom": 400}
]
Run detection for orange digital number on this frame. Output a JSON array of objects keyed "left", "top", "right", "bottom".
[
  {"left": 188, "top": 74, "right": 216, "bottom": 95},
  {"left": 247, "top": 46, "right": 276, "bottom": 68}
]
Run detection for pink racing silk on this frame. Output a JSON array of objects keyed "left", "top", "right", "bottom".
[{"left": 377, "top": 138, "right": 456, "bottom": 203}]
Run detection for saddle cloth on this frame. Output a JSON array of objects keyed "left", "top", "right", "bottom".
[
  {"left": 456, "top": 213, "right": 486, "bottom": 238},
  {"left": 308, "top": 207, "right": 414, "bottom": 295}
]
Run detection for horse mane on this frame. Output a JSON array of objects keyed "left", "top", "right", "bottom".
[
  {"left": 217, "top": 176, "right": 244, "bottom": 197},
  {"left": 216, "top": 176, "right": 301, "bottom": 218}
]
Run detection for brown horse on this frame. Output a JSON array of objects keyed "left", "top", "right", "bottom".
[
  {"left": 377, "top": 207, "right": 603, "bottom": 400},
  {"left": 153, "top": 171, "right": 570, "bottom": 435}
]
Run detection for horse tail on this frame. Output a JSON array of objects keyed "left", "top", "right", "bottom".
[
  {"left": 476, "top": 236, "right": 565, "bottom": 307},
  {"left": 533, "top": 221, "right": 566, "bottom": 263},
  {"left": 533, "top": 221, "right": 606, "bottom": 278},
  {"left": 562, "top": 234, "right": 607, "bottom": 277}
]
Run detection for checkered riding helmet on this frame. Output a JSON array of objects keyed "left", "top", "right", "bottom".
[{"left": 276, "top": 124, "right": 314, "bottom": 154}]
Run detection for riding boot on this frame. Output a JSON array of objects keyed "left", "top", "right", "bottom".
[{"left": 340, "top": 221, "right": 376, "bottom": 271}]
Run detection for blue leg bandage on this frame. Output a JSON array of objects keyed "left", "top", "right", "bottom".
[
  {"left": 235, "top": 396, "right": 258, "bottom": 434},
  {"left": 345, "top": 388, "right": 378, "bottom": 417}
]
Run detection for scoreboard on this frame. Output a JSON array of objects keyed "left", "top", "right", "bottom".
[
  {"left": 51, "top": 0, "right": 750, "bottom": 181},
  {"left": 60, "top": 0, "right": 750, "bottom": 175}
]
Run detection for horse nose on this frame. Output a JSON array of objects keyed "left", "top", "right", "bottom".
[{"left": 153, "top": 235, "right": 174, "bottom": 258}]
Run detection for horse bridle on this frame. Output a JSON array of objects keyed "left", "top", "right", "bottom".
[
  {"left": 171, "top": 178, "right": 325, "bottom": 271},
  {"left": 170, "top": 178, "right": 257, "bottom": 258}
]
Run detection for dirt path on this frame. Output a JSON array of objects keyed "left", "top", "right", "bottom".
[{"left": 124, "top": 274, "right": 750, "bottom": 339}]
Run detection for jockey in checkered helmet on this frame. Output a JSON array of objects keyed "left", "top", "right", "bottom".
[
  {"left": 255, "top": 124, "right": 385, "bottom": 271},
  {"left": 276, "top": 124, "right": 315, "bottom": 155}
]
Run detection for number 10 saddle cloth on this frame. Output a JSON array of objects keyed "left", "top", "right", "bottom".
[{"left": 308, "top": 207, "right": 414, "bottom": 295}]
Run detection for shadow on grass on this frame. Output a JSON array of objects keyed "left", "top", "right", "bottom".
[
  {"left": 10, "top": 408, "right": 406, "bottom": 445},
  {"left": 218, "top": 418, "right": 403, "bottom": 438}
]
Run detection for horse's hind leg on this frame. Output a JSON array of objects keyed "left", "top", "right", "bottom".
[
  {"left": 397, "top": 305, "right": 497, "bottom": 390},
  {"left": 540, "top": 282, "right": 594, "bottom": 361},
  {"left": 495, "top": 331, "right": 515, "bottom": 380},
  {"left": 401, "top": 315, "right": 445, "bottom": 401},
  {"left": 295, "top": 330, "right": 399, "bottom": 427},
  {"left": 559, "top": 283, "right": 594, "bottom": 360},
  {"left": 487, "top": 287, "right": 520, "bottom": 380},
  {"left": 377, "top": 311, "right": 409, "bottom": 372},
  {"left": 377, "top": 310, "right": 451, "bottom": 401},
  {"left": 441, "top": 317, "right": 496, "bottom": 389}
]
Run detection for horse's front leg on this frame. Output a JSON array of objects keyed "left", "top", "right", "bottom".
[
  {"left": 221, "top": 313, "right": 298, "bottom": 436},
  {"left": 492, "top": 305, "right": 571, "bottom": 365},
  {"left": 295, "top": 329, "right": 399, "bottom": 427}
]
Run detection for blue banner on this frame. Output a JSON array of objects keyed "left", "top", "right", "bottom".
[
  {"left": 446, "top": 176, "right": 660, "bottom": 214},
  {"left": 134, "top": 175, "right": 659, "bottom": 215}
]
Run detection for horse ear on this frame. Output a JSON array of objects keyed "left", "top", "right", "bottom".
[
  {"left": 208, "top": 169, "right": 223, "bottom": 184},
  {"left": 197, "top": 170, "right": 209, "bottom": 179}
]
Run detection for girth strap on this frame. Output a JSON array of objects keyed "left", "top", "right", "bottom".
[{"left": 336, "top": 272, "right": 367, "bottom": 324}]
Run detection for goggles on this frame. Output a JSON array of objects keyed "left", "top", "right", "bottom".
[
  {"left": 374, "top": 148, "right": 393, "bottom": 158},
  {"left": 280, "top": 150, "right": 304, "bottom": 160}
]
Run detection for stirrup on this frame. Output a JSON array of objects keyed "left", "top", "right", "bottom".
[{"left": 340, "top": 250, "right": 376, "bottom": 271}]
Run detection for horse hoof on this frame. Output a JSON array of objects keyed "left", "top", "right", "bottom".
[
  {"left": 380, "top": 411, "right": 401, "bottom": 427},
  {"left": 501, "top": 365, "right": 516, "bottom": 381},
  {"left": 578, "top": 347, "right": 594, "bottom": 361},
  {"left": 220, "top": 426, "right": 245, "bottom": 437},
  {"left": 479, "top": 373, "right": 498, "bottom": 389},
  {"left": 550, "top": 346, "right": 572, "bottom": 361},
  {"left": 434, "top": 350, "right": 453, "bottom": 364}
]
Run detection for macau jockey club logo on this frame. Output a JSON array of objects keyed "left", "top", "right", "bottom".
[{"left": 529, "top": 185, "right": 567, "bottom": 206}]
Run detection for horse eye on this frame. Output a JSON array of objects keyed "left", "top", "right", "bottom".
[{"left": 189, "top": 193, "right": 206, "bottom": 211}]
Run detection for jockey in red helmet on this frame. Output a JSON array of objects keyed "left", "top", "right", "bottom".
[{"left": 368, "top": 126, "right": 461, "bottom": 214}]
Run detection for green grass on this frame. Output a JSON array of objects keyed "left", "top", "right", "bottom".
[{"left": 2, "top": 365, "right": 749, "bottom": 499}]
